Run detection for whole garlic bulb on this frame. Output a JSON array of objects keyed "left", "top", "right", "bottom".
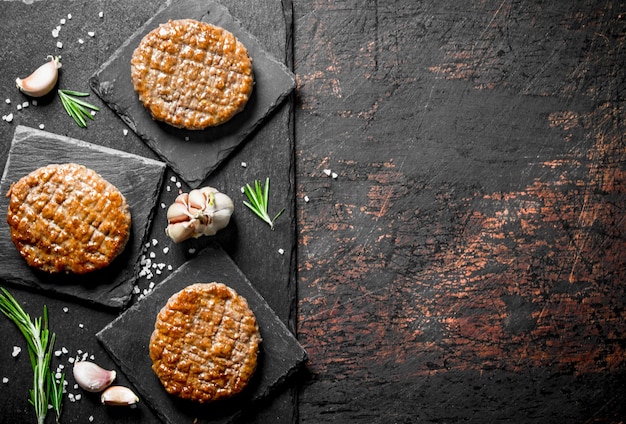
[{"left": 165, "top": 186, "right": 234, "bottom": 243}]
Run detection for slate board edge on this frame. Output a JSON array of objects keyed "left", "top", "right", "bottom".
[
  {"left": 0, "top": 125, "right": 167, "bottom": 309},
  {"left": 96, "top": 244, "right": 307, "bottom": 423},
  {"left": 89, "top": 0, "right": 296, "bottom": 188}
]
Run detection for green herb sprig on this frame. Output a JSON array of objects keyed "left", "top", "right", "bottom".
[
  {"left": 58, "top": 89, "right": 99, "bottom": 128},
  {"left": 0, "top": 287, "right": 64, "bottom": 424},
  {"left": 242, "top": 177, "right": 285, "bottom": 230}
]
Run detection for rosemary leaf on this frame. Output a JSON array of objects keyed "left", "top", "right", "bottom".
[
  {"left": 58, "top": 89, "right": 99, "bottom": 128},
  {"left": 0, "top": 288, "right": 64, "bottom": 424},
  {"left": 242, "top": 177, "right": 285, "bottom": 230}
]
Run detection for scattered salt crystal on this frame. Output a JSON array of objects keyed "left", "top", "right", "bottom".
[
  {"left": 166, "top": 185, "right": 171, "bottom": 192},
  {"left": 54, "top": 350, "right": 62, "bottom": 357},
  {"left": 74, "top": 384, "right": 79, "bottom": 389},
  {"left": 123, "top": 128, "right": 128, "bottom": 136},
  {"left": 332, "top": 172, "right": 338, "bottom": 179},
  {"left": 176, "top": 181, "right": 182, "bottom": 188},
  {"left": 67, "top": 13, "right": 72, "bottom": 19},
  {"left": 88, "top": 31, "right": 95, "bottom": 37},
  {"left": 62, "top": 307, "right": 69, "bottom": 313},
  {"left": 98, "top": 11, "right": 104, "bottom": 18},
  {"left": 170, "top": 176, "right": 177, "bottom": 182},
  {"left": 5, "top": 113, "right": 13, "bottom": 122},
  {"left": 149, "top": 282, "right": 155, "bottom": 289},
  {"left": 5, "top": 98, "right": 10, "bottom": 104},
  {"left": 56, "top": 41, "right": 63, "bottom": 49},
  {"left": 152, "top": 239, "right": 158, "bottom": 246},
  {"left": 188, "top": 248, "right": 196, "bottom": 254},
  {"left": 12, "top": 346, "right": 21, "bottom": 357},
  {"left": 78, "top": 38, "right": 84, "bottom": 44},
  {"left": 75, "top": 394, "right": 81, "bottom": 401},
  {"left": 167, "top": 265, "right": 173, "bottom": 271},
  {"left": 323, "top": 169, "right": 332, "bottom": 176},
  {"left": 55, "top": 372, "right": 62, "bottom": 379},
  {"left": 60, "top": 18, "right": 66, "bottom": 25},
  {"left": 241, "top": 161, "right": 247, "bottom": 168},
  {"left": 31, "top": 100, "right": 37, "bottom": 106},
  {"left": 304, "top": 195, "right": 310, "bottom": 203},
  {"left": 278, "top": 248, "right": 285, "bottom": 255},
  {"left": 16, "top": 104, "right": 22, "bottom": 111},
  {"left": 39, "top": 124, "right": 45, "bottom": 130},
  {"left": 163, "top": 247, "right": 169, "bottom": 254},
  {"left": 149, "top": 252, "right": 156, "bottom": 259},
  {"left": 68, "top": 393, "right": 75, "bottom": 402},
  {"left": 78, "top": 323, "right": 84, "bottom": 329},
  {"left": 133, "top": 285, "right": 141, "bottom": 294},
  {"left": 89, "top": 415, "right": 94, "bottom": 422},
  {"left": 2, "top": 377, "right": 8, "bottom": 384},
  {"left": 61, "top": 347, "right": 68, "bottom": 354},
  {"left": 52, "top": 28, "right": 59, "bottom": 38},
  {"left": 160, "top": 202, "right": 166, "bottom": 209},
  {"left": 89, "top": 354, "right": 94, "bottom": 360},
  {"left": 68, "top": 357, "right": 75, "bottom": 363},
  {"left": 240, "top": 186, "right": 245, "bottom": 193},
  {"left": 185, "top": 136, "right": 190, "bottom": 141},
  {"left": 90, "top": 110, "right": 96, "bottom": 116}
]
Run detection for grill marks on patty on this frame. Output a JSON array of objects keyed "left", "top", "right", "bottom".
[
  {"left": 131, "top": 19, "right": 254, "bottom": 130},
  {"left": 6, "top": 163, "right": 131, "bottom": 274}
]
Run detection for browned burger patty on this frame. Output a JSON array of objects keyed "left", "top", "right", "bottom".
[
  {"left": 149, "top": 282, "right": 261, "bottom": 403},
  {"left": 130, "top": 19, "right": 254, "bottom": 130},
  {"left": 6, "top": 163, "right": 131, "bottom": 274}
]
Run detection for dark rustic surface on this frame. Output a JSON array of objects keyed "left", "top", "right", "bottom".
[
  {"left": 293, "top": 0, "right": 626, "bottom": 423},
  {"left": 0, "top": 0, "right": 297, "bottom": 423},
  {"left": 1, "top": 0, "right": 625, "bottom": 423}
]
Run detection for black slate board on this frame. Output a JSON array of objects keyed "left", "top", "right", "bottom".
[
  {"left": 0, "top": 125, "right": 166, "bottom": 309},
  {"left": 97, "top": 243, "right": 307, "bottom": 424},
  {"left": 90, "top": 0, "right": 296, "bottom": 188}
]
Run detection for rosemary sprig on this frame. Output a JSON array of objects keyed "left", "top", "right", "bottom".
[
  {"left": 0, "top": 287, "right": 64, "bottom": 424},
  {"left": 58, "top": 89, "right": 99, "bottom": 128},
  {"left": 242, "top": 177, "right": 285, "bottom": 230}
]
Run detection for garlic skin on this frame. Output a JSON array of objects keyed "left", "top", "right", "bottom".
[
  {"left": 165, "top": 186, "right": 234, "bottom": 243},
  {"left": 15, "top": 56, "right": 62, "bottom": 97},
  {"left": 101, "top": 386, "right": 140, "bottom": 406},
  {"left": 72, "top": 361, "right": 116, "bottom": 393}
]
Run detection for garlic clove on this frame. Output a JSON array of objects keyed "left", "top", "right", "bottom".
[
  {"left": 15, "top": 56, "right": 62, "bottom": 97},
  {"left": 165, "top": 186, "right": 234, "bottom": 243},
  {"left": 73, "top": 361, "right": 116, "bottom": 393},
  {"left": 165, "top": 221, "right": 197, "bottom": 243},
  {"left": 166, "top": 202, "right": 192, "bottom": 223},
  {"left": 101, "top": 386, "right": 140, "bottom": 406}
]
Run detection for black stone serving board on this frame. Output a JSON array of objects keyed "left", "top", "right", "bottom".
[
  {"left": 97, "top": 243, "right": 307, "bottom": 424},
  {"left": 90, "top": 0, "right": 296, "bottom": 188},
  {"left": 0, "top": 125, "right": 166, "bottom": 309}
]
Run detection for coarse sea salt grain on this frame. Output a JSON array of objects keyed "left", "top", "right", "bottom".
[
  {"left": 323, "top": 169, "right": 332, "bottom": 176},
  {"left": 39, "top": 124, "right": 45, "bottom": 130},
  {"left": 278, "top": 248, "right": 285, "bottom": 255},
  {"left": 2, "top": 377, "right": 8, "bottom": 384},
  {"left": 56, "top": 41, "right": 63, "bottom": 49},
  {"left": 63, "top": 306, "right": 69, "bottom": 313},
  {"left": 123, "top": 128, "right": 128, "bottom": 136},
  {"left": 304, "top": 195, "right": 310, "bottom": 203},
  {"left": 5, "top": 98, "right": 10, "bottom": 104},
  {"left": 12, "top": 346, "right": 21, "bottom": 357},
  {"left": 88, "top": 31, "right": 95, "bottom": 37}
]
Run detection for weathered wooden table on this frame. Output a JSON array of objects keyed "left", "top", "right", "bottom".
[
  {"left": 0, "top": 0, "right": 624, "bottom": 423},
  {"left": 293, "top": 0, "right": 626, "bottom": 423}
]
